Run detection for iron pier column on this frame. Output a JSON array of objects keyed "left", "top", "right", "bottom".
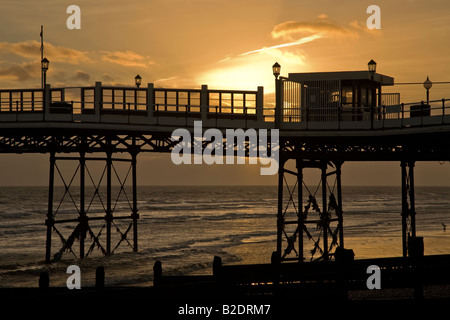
[
  {"left": 401, "top": 161, "right": 408, "bottom": 257},
  {"left": 401, "top": 160, "right": 417, "bottom": 257},
  {"left": 106, "top": 150, "right": 112, "bottom": 255},
  {"left": 130, "top": 139, "right": 139, "bottom": 252},
  {"left": 296, "top": 159, "right": 304, "bottom": 262},
  {"left": 79, "top": 150, "right": 87, "bottom": 259},
  {"left": 335, "top": 161, "right": 344, "bottom": 248},
  {"left": 321, "top": 161, "right": 329, "bottom": 261},
  {"left": 409, "top": 161, "right": 416, "bottom": 238},
  {"left": 45, "top": 152, "right": 55, "bottom": 263},
  {"left": 276, "top": 157, "right": 285, "bottom": 256}
]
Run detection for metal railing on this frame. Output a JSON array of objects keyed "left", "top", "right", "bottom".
[
  {"left": 277, "top": 98, "right": 450, "bottom": 129},
  {"left": 0, "top": 84, "right": 450, "bottom": 131}
]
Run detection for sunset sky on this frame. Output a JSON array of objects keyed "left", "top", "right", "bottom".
[{"left": 1, "top": 0, "right": 450, "bottom": 186}]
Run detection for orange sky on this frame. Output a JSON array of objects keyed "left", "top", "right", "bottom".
[
  {"left": 1, "top": 0, "right": 449, "bottom": 95},
  {"left": 1, "top": 0, "right": 450, "bottom": 186}
]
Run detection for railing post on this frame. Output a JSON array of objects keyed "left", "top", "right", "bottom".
[
  {"left": 401, "top": 103, "right": 404, "bottom": 127},
  {"left": 256, "top": 86, "right": 264, "bottom": 125},
  {"left": 201, "top": 85, "right": 208, "bottom": 123},
  {"left": 442, "top": 99, "right": 446, "bottom": 124},
  {"left": 420, "top": 101, "right": 424, "bottom": 126},
  {"left": 94, "top": 81, "right": 102, "bottom": 122},
  {"left": 275, "top": 79, "right": 282, "bottom": 129},
  {"left": 370, "top": 105, "right": 374, "bottom": 129},
  {"left": 44, "top": 84, "right": 51, "bottom": 121},
  {"left": 305, "top": 106, "right": 309, "bottom": 130},
  {"left": 338, "top": 105, "right": 341, "bottom": 130},
  {"left": 147, "top": 83, "right": 154, "bottom": 122}
]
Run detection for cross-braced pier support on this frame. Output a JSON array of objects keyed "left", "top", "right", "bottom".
[
  {"left": 401, "top": 160, "right": 419, "bottom": 257},
  {"left": 276, "top": 157, "right": 344, "bottom": 262},
  {"left": 45, "top": 142, "right": 139, "bottom": 263}
]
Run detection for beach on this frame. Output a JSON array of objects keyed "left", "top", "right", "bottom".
[{"left": 1, "top": 185, "right": 450, "bottom": 297}]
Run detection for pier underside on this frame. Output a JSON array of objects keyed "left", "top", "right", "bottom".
[{"left": 0, "top": 127, "right": 450, "bottom": 263}]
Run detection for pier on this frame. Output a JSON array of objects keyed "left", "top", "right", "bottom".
[{"left": 2, "top": 62, "right": 450, "bottom": 299}]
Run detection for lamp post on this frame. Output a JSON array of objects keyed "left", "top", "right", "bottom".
[
  {"left": 41, "top": 58, "right": 49, "bottom": 88},
  {"left": 368, "top": 59, "right": 376, "bottom": 129},
  {"left": 273, "top": 62, "right": 282, "bottom": 128},
  {"left": 272, "top": 61, "right": 283, "bottom": 259},
  {"left": 368, "top": 59, "right": 377, "bottom": 73},
  {"left": 135, "top": 74, "right": 142, "bottom": 88},
  {"left": 272, "top": 62, "right": 281, "bottom": 80},
  {"left": 423, "top": 76, "right": 432, "bottom": 106},
  {"left": 41, "top": 58, "right": 49, "bottom": 117}
]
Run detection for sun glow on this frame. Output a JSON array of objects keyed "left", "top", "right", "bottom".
[{"left": 198, "top": 48, "right": 311, "bottom": 93}]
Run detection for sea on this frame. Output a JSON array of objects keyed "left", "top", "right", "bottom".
[{"left": 1, "top": 185, "right": 450, "bottom": 288}]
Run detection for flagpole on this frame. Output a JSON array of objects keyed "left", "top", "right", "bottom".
[{"left": 40, "top": 25, "right": 44, "bottom": 89}]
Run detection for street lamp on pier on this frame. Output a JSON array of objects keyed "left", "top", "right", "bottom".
[
  {"left": 368, "top": 59, "right": 377, "bottom": 129},
  {"left": 272, "top": 62, "right": 282, "bottom": 128},
  {"left": 135, "top": 74, "right": 142, "bottom": 88},
  {"left": 41, "top": 58, "right": 49, "bottom": 88},
  {"left": 368, "top": 59, "right": 377, "bottom": 73},
  {"left": 272, "top": 62, "right": 281, "bottom": 80},
  {"left": 423, "top": 76, "right": 432, "bottom": 105}
]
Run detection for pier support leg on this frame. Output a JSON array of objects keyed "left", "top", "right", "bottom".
[
  {"left": 106, "top": 150, "right": 112, "bottom": 255},
  {"left": 276, "top": 157, "right": 285, "bottom": 256},
  {"left": 336, "top": 161, "right": 344, "bottom": 248},
  {"left": 401, "top": 161, "right": 408, "bottom": 257},
  {"left": 401, "top": 160, "right": 417, "bottom": 257},
  {"left": 45, "top": 149, "right": 140, "bottom": 261},
  {"left": 277, "top": 159, "right": 344, "bottom": 262},
  {"left": 45, "top": 152, "right": 55, "bottom": 263},
  {"left": 131, "top": 150, "right": 139, "bottom": 252},
  {"left": 296, "top": 159, "right": 303, "bottom": 261},
  {"left": 79, "top": 150, "right": 86, "bottom": 259},
  {"left": 409, "top": 162, "right": 416, "bottom": 239},
  {"left": 321, "top": 161, "right": 329, "bottom": 261}
]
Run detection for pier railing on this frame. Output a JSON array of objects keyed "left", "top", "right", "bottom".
[
  {"left": 0, "top": 83, "right": 265, "bottom": 129},
  {"left": 0, "top": 83, "right": 450, "bottom": 131},
  {"left": 278, "top": 98, "right": 450, "bottom": 130}
]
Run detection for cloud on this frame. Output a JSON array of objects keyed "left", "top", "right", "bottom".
[
  {"left": 236, "top": 15, "right": 361, "bottom": 59},
  {"left": 101, "top": 50, "right": 154, "bottom": 68},
  {"left": 271, "top": 19, "right": 359, "bottom": 41},
  {"left": 102, "top": 73, "right": 114, "bottom": 83},
  {"left": 0, "top": 41, "right": 156, "bottom": 69},
  {"left": 47, "top": 69, "right": 91, "bottom": 86},
  {"left": 240, "top": 34, "right": 323, "bottom": 56},
  {"left": 72, "top": 70, "right": 90, "bottom": 82},
  {"left": 0, "top": 61, "right": 37, "bottom": 81},
  {"left": 0, "top": 40, "right": 91, "bottom": 64}
]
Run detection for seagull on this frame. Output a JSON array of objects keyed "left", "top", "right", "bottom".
[{"left": 442, "top": 223, "right": 447, "bottom": 232}]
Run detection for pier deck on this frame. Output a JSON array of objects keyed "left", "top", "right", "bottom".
[{"left": 2, "top": 81, "right": 450, "bottom": 269}]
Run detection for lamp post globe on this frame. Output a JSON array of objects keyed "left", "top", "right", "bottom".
[
  {"left": 272, "top": 62, "right": 281, "bottom": 80},
  {"left": 135, "top": 74, "right": 142, "bottom": 88},
  {"left": 368, "top": 59, "right": 377, "bottom": 73},
  {"left": 423, "top": 76, "right": 432, "bottom": 104},
  {"left": 41, "top": 58, "right": 49, "bottom": 88},
  {"left": 423, "top": 76, "right": 432, "bottom": 90},
  {"left": 41, "top": 58, "right": 49, "bottom": 72}
]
